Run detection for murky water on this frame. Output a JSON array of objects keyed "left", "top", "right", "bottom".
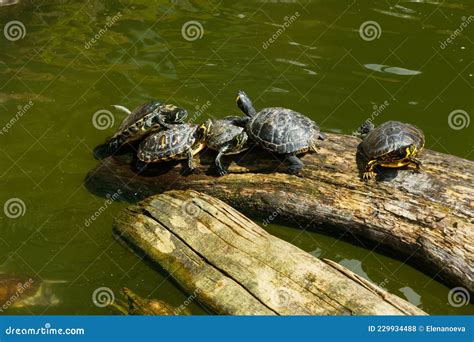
[{"left": 0, "top": 0, "right": 472, "bottom": 315}]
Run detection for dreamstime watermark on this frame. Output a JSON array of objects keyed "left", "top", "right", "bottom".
[
  {"left": 84, "top": 190, "right": 122, "bottom": 227},
  {"left": 92, "top": 287, "right": 115, "bottom": 307},
  {"left": 92, "top": 109, "right": 115, "bottom": 130},
  {"left": 0, "top": 100, "right": 34, "bottom": 136},
  {"left": 448, "top": 109, "right": 470, "bottom": 130},
  {"left": 439, "top": 16, "right": 474, "bottom": 49},
  {"left": 379, "top": 278, "right": 390, "bottom": 288},
  {"left": 3, "top": 20, "right": 26, "bottom": 41},
  {"left": 447, "top": 287, "right": 470, "bottom": 307},
  {"left": 181, "top": 198, "right": 202, "bottom": 219},
  {"left": 176, "top": 288, "right": 202, "bottom": 314},
  {"left": 262, "top": 208, "right": 282, "bottom": 227},
  {"left": 5, "top": 323, "right": 85, "bottom": 336},
  {"left": 189, "top": 100, "right": 212, "bottom": 123},
  {"left": 0, "top": 278, "right": 34, "bottom": 312},
  {"left": 181, "top": 20, "right": 204, "bottom": 41},
  {"left": 3, "top": 198, "right": 26, "bottom": 219},
  {"left": 262, "top": 11, "right": 300, "bottom": 49},
  {"left": 351, "top": 100, "right": 390, "bottom": 136},
  {"left": 359, "top": 21, "right": 381, "bottom": 41},
  {"left": 84, "top": 12, "right": 122, "bottom": 49}
]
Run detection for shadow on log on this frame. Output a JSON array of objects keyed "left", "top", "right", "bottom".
[
  {"left": 113, "top": 190, "right": 426, "bottom": 315},
  {"left": 86, "top": 133, "right": 474, "bottom": 295}
]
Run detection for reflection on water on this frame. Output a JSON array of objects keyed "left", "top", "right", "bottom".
[
  {"left": 364, "top": 64, "right": 422, "bottom": 75},
  {"left": 399, "top": 286, "right": 422, "bottom": 307},
  {"left": 0, "top": 0, "right": 472, "bottom": 315}
]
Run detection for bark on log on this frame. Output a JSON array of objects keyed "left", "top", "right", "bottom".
[
  {"left": 113, "top": 190, "right": 426, "bottom": 315},
  {"left": 86, "top": 133, "right": 474, "bottom": 294}
]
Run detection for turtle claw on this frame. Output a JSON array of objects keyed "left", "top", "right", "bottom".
[
  {"left": 287, "top": 167, "right": 301, "bottom": 175},
  {"left": 216, "top": 167, "right": 228, "bottom": 177},
  {"left": 362, "top": 171, "right": 377, "bottom": 180},
  {"left": 413, "top": 166, "right": 423, "bottom": 174}
]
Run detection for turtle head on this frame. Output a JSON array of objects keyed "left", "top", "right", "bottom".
[
  {"left": 197, "top": 119, "right": 213, "bottom": 140},
  {"left": 161, "top": 105, "right": 188, "bottom": 124},
  {"left": 382, "top": 143, "right": 419, "bottom": 163},
  {"left": 236, "top": 90, "right": 257, "bottom": 117},
  {"left": 405, "top": 143, "right": 418, "bottom": 157}
]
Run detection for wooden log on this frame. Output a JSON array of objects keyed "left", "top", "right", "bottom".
[
  {"left": 113, "top": 190, "right": 426, "bottom": 315},
  {"left": 86, "top": 133, "right": 474, "bottom": 294}
]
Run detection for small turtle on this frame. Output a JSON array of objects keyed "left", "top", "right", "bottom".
[
  {"left": 357, "top": 120, "right": 425, "bottom": 180},
  {"left": 137, "top": 122, "right": 210, "bottom": 172},
  {"left": 97, "top": 100, "right": 188, "bottom": 158},
  {"left": 206, "top": 116, "right": 250, "bottom": 176},
  {"left": 234, "top": 90, "right": 325, "bottom": 174}
]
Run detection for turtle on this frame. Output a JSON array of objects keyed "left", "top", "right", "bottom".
[
  {"left": 234, "top": 90, "right": 326, "bottom": 174},
  {"left": 96, "top": 100, "right": 188, "bottom": 159},
  {"left": 0, "top": 274, "right": 65, "bottom": 310},
  {"left": 205, "top": 116, "right": 250, "bottom": 176},
  {"left": 137, "top": 122, "right": 210, "bottom": 172},
  {"left": 356, "top": 120, "right": 425, "bottom": 180}
]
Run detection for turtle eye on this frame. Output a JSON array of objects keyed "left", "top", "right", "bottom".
[
  {"left": 180, "top": 109, "right": 188, "bottom": 120},
  {"left": 399, "top": 148, "right": 409, "bottom": 158},
  {"left": 198, "top": 123, "right": 207, "bottom": 135}
]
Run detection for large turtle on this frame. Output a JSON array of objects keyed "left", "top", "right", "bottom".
[
  {"left": 234, "top": 90, "right": 325, "bottom": 174},
  {"left": 357, "top": 120, "right": 425, "bottom": 180},
  {"left": 96, "top": 100, "right": 188, "bottom": 159},
  {"left": 206, "top": 116, "right": 250, "bottom": 176},
  {"left": 137, "top": 122, "right": 210, "bottom": 172}
]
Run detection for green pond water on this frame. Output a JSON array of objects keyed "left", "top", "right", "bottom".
[{"left": 0, "top": 0, "right": 472, "bottom": 315}]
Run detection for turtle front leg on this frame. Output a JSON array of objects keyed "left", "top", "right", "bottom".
[
  {"left": 287, "top": 155, "right": 304, "bottom": 175},
  {"left": 410, "top": 157, "right": 423, "bottom": 173},
  {"left": 184, "top": 148, "right": 196, "bottom": 173},
  {"left": 363, "top": 159, "right": 379, "bottom": 180},
  {"left": 215, "top": 147, "right": 229, "bottom": 176}
]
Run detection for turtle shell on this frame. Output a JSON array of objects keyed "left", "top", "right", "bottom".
[
  {"left": 137, "top": 123, "right": 199, "bottom": 162},
  {"left": 360, "top": 121, "right": 425, "bottom": 159},
  {"left": 112, "top": 101, "right": 187, "bottom": 145},
  {"left": 207, "top": 117, "right": 247, "bottom": 151},
  {"left": 247, "top": 108, "right": 322, "bottom": 154},
  {"left": 0, "top": 274, "right": 38, "bottom": 307},
  {"left": 116, "top": 100, "right": 161, "bottom": 132},
  {"left": 112, "top": 100, "right": 162, "bottom": 142}
]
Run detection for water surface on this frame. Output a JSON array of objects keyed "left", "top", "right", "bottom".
[{"left": 0, "top": 0, "right": 472, "bottom": 314}]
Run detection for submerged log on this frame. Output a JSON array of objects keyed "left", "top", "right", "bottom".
[
  {"left": 87, "top": 133, "right": 474, "bottom": 294},
  {"left": 112, "top": 287, "right": 190, "bottom": 315},
  {"left": 113, "top": 190, "right": 426, "bottom": 315}
]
